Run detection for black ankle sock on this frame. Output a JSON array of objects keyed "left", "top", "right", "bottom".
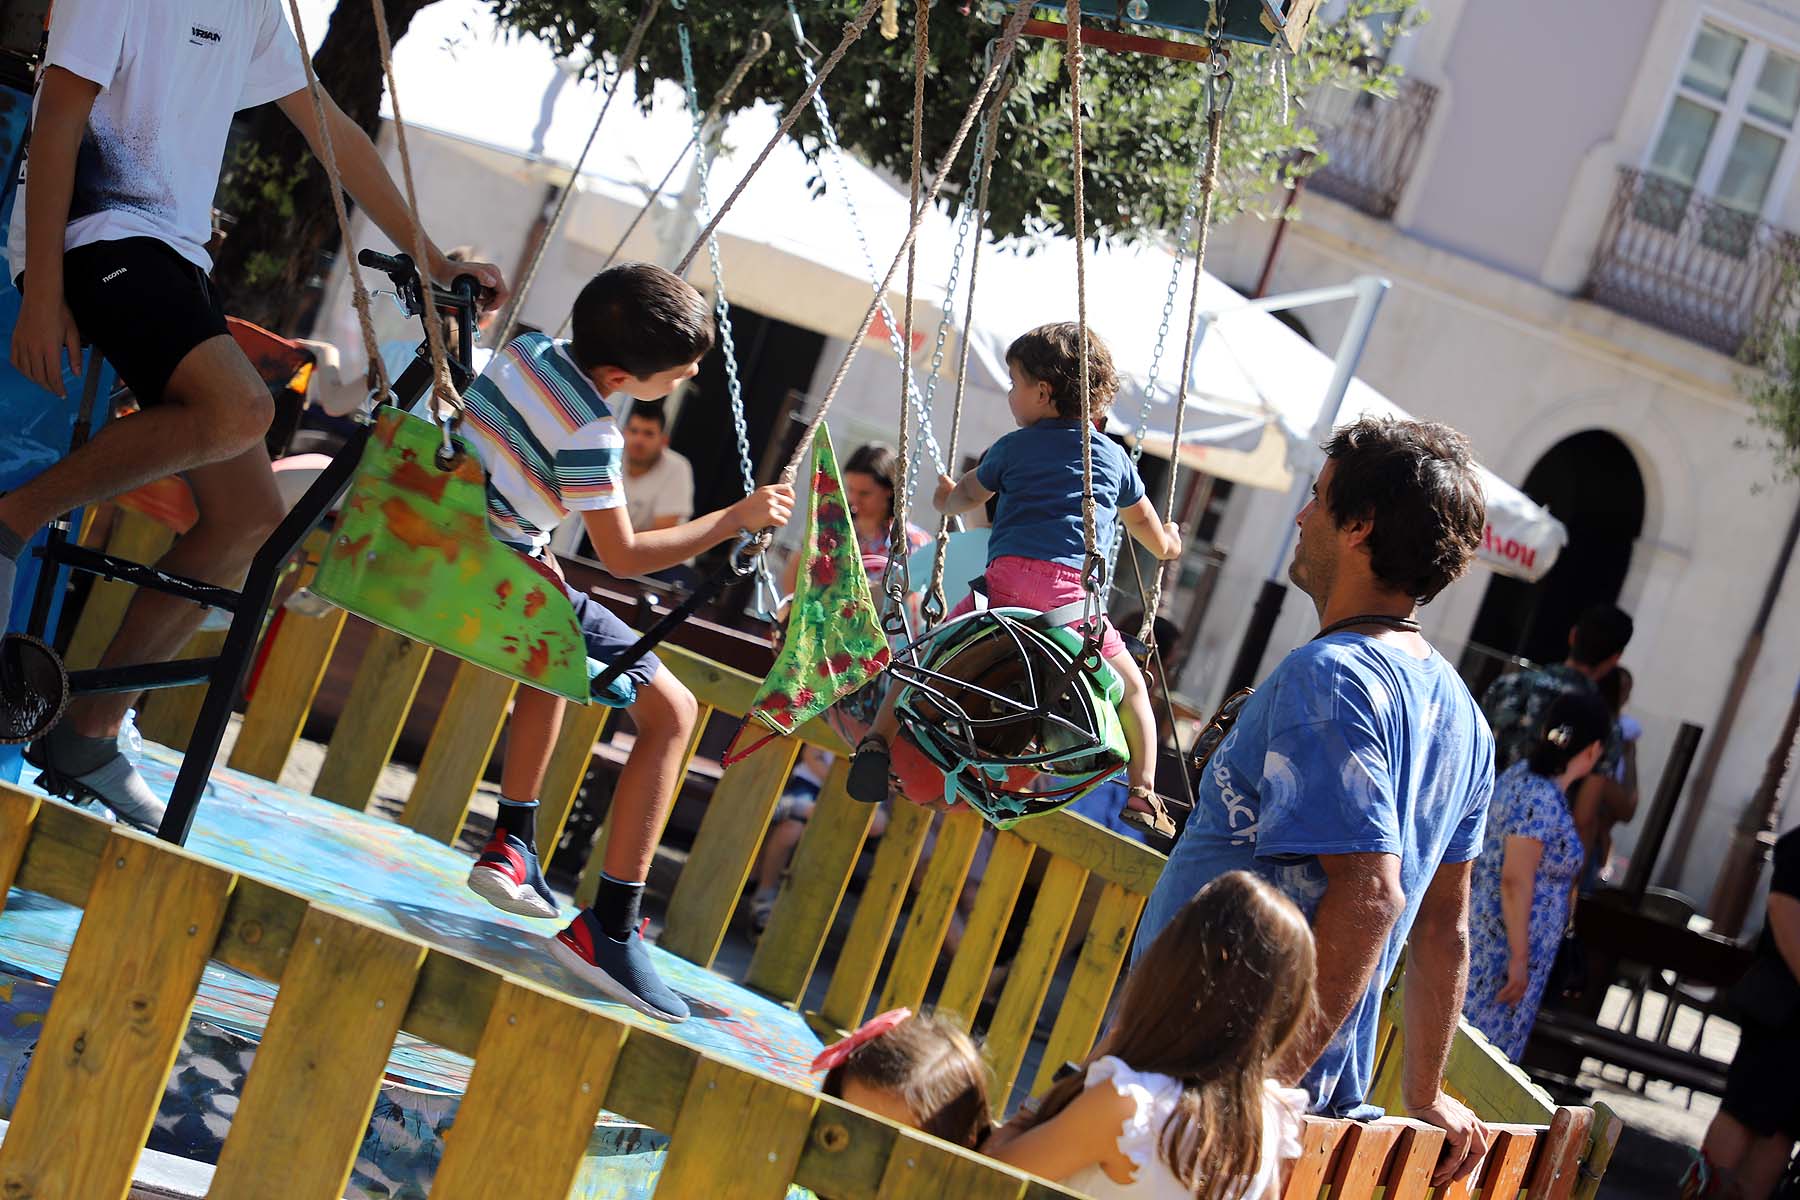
[
  {"left": 594, "top": 874, "right": 645, "bottom": 941},
  {"left": 494, "top": 796, "right": 539, "bottom": 850}
]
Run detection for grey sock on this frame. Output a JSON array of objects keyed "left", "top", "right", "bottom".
[
  {"left": 0, "top": 523, "right": 22, "bottom": 561},
  {"left": 38, "top": 721, "right": 120, "bottom": 774}
]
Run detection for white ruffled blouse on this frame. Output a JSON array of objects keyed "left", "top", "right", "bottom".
[{"left": 1058, "top": 1057, "right": 1307, "bottom": 1200}]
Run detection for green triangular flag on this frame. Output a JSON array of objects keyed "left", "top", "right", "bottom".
[{"left": 725, "top": 426, "right": 889, "bottom": 763}]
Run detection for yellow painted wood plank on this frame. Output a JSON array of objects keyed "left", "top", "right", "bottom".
[
  {"left": 534, "top": 699, "right": 613, "bottom": 857},
  {"left": 313, "top": 625, "right": 432, "bottom": 810},
  {"left": 401, "top": 662, "right": 517, "bottom": 843},
  {"left": 1009, "top": 807, "right": 1164, "bottom": 896},
  {"left": 661, "top": 736, "right": 802, "bottom": 966},
  {"left": 986, "top": 855, "right": 1088, "bottom": 1100},
  {"left": 746, "top": 760, "right": 874, "bottom": 1006},
  {"left": 879, "top": 807, "right": 984, "bottom": 1013},
  {"left": 0, "top": 788, "right": 40, "bottom": 915},
  {"left": 0, "top": 831, "right": 233, "bottom": 1199},
  {"left": 1031, "top": 881, "right": 1144, "bottom": 1095},
  {"left": 229, "top": 607, "right": 347, "bottom": 782},
  {"left": 134, "top": 629, "right": 228, "bottom": 750},
  {"left": 574, "top": 708, "right": 712, "bottom": 909},
  {"left": 873, "top": 1132, "right": 1030, "bottom": 1199},
  {"left": 1570, "top": 1104, "right": 1622, "bottom": 1200},
  {"left": 937, "top": 831, "right": 1033, "bottom": 1031},
  {"left": 209, "top": 907, "right": 425, "bottom": 1200},
  {"left": 654, "top": 1055, "right": 817, "bottom": 1199},
  {"left": 432, "top": 980, "right": 628, "bottom": 1198},
  {"left": 1443, "top": 1022, "right": 1555, "bottom": 1125},
  {"left": 817, "top": 798, "right": 934, "bottom": 1032},
  {"left": 656, "top": 643, "right": 849, "bottom": 754},
  {"left": 62, "top": 509, "right": 174, "bottom": 671}
]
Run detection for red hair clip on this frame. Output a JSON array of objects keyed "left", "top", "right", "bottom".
[{"left": 810, "top": 1008, "right": 912, "bottom": 1074}]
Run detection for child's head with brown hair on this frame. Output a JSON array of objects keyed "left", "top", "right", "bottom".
[
  {"left": 1023, "top": 871, "right": 1317, "bottom": 1197},
  {"left": 816, "top": 1010, "right": 992, "bottom": 1149},
  {"left": 1005, "top": 321, "right": 1119, "bottom": 422}
]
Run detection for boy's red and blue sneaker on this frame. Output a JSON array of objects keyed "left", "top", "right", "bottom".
[
  {"left": 466, "top": 833, "right": 559, "bottom": 919},
  {"left": 549, "top": 909, "right": 690, "bottom": 1023}
]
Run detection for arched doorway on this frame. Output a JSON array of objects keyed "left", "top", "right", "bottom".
[{"left": 1464, "top": 430, "right": 1646, "bottom": 690}]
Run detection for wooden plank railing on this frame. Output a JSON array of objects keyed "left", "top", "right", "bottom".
[
  {"left": 0, "top": 786, "right": 1075, "bottom": 1199},
  {"left": 10, "top": 588, "right": 1623, "bottom": 1195}
]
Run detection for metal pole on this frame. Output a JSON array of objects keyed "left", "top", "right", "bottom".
[
  {"left": 1660, "top": 494, "right": 1800, "bottom": 886},
  {"left": 1708, "top": 672, "right": 1800, "bottom": 937},
  {"left": 1621, "top": 721, "right": 1703, "bottom": 904},
  {"left": 1225, "top": 276, "right": 1389, "bottom": 690}
]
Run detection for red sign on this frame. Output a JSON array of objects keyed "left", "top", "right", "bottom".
[
  {"left": 870, "top": 306, "right": 930, "bottom": 356},
  {"left": 1482, "top": 523, "right": 1538, "bottom": 572}
]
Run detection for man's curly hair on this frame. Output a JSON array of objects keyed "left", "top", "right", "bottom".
[
  {"left": 1323, "top": 417, "right": 1487, "bottom": 603},
  {"left": 1006, "top": 322, "right": 1119, "bottom": 420}
]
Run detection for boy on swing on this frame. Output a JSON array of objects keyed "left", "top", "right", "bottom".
[
  {"left": 457, "top": 262, "right": 793, "bottom": 1022},
  {"left": 848, "top": 322, "right": 1184, "bottom": 835}
]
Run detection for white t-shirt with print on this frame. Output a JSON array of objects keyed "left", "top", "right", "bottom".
[
  {"left": 624, "top": 448, "right": 695, "bottom": 532},
  {"left": 1059, "top": 1057, "right": 1307, "bottom": 1200},
  {"left": 8, "top": 0, "right": 306, "bottom": 281}
]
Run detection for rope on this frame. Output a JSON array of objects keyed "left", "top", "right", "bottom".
[
  {"left": 493, "top": 0, "right": 661, "bottom": 345},
  {"left": 1064, "top": 2, "right": 1102, "bottom": 627},
  {"left": 777, "top": 0, "right": 1039, "bottom": 488},
  {"left": 282, "top": 0, "right": 388, "bottom": 408},
  {"left": 673, "top": 0, "right": 886, "bottom": 276},
  {"left": 923, "top": 79, "right": 1007, "bottom": 624},
  {"left": 887, "top": 0, "right": 931, "bottom": 612},
  {"left": 1139, "top": 60, "right": 1231, "bottom": 641},
  {"left": 369, "top": 0, "right": 460, "bottom": 449}
]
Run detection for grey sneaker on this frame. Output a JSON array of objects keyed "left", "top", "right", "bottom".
[{"left": 26, "top": 731, "right": 167, "bottom": 834}]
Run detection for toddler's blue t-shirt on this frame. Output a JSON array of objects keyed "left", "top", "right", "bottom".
[{"left": 975, "top": 420, "right": 1145, "bottom": 568}]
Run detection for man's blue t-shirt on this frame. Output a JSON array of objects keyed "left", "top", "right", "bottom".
[
  {"left": 1138, "top": 634, "right": 1494, "bottom": 1118},
  {"left": 975, "top": 420, "right": 1145, "bottom": 568}
]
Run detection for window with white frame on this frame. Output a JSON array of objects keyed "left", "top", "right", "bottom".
[{"left": 1642, "top": 21, "right": 1800, "bottom": 255}]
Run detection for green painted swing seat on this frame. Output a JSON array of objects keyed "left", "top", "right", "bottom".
[
  {"left": 892, "top": 605, "right": 1128, "bottom": 828},
  {"left": 311, "top": 409, "right": 633, "bottom": 706}
]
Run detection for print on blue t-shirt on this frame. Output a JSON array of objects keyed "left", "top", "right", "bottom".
[
  {"left": 975, "top": 420, "right": 1145, "bottom": 568},
  {"left": 1137, "top": 634, "right": 1494, "bottom": 1119}
]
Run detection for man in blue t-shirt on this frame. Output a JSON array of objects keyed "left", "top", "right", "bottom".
[{"left": 1139, "top": 417, "right": 1495, "bottom": 1187}]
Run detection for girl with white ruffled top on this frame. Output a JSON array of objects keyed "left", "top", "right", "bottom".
[{"left": 986, "top": 871, "right": 1315, "bottom": 1199}]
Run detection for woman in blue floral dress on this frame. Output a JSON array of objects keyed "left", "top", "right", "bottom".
[{"left": 1465, "top": 690, "right": 1613, "bottom": 1060}]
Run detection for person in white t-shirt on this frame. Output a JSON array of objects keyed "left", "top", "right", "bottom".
[
  {"left": 0, "top": 0, "right": 507, "bottom": 832},
  {"left": 620, "top": 400, "right": 694, "bottom": 533}
]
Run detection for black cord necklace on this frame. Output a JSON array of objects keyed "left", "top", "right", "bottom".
[{"left": 1313, "top": 613, "right": 1423, "bottom": 641}]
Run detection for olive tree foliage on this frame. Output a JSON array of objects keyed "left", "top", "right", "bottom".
[{"left": 483, "top": 0, "right": 1423, "bottom": 245}]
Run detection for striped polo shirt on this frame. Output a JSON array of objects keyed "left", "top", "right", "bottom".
[{"left": 459, "top": 333, "right": 625, "bottom": 548}]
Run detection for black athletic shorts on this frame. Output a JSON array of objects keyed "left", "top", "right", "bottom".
[
  {"left": 59, "top": 236, "right": 229, "bottom": 406},
  {"left": 1721, "top": 1019, "right": 1800, "bottom": 1139}
]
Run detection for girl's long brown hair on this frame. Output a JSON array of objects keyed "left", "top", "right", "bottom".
[
  {"left": 1021, "top": 871, "right": 1317, "bottom": 1197},
  {"left": 821, "top": 1012, "right": 992, "bottom": 1150}
]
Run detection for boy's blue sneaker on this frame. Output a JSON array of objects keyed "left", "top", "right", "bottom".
[
  {"left": 550, "top": 909, "right": 689, "bottom": 1023},
  {"left": 466, "top": 833, "right": 559, "bottom": 919}
]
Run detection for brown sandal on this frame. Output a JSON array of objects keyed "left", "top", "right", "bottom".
[{"left": 1120, "top": 785, "right": 1177, "bottom": 838}]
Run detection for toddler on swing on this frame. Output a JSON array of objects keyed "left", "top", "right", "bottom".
[{"left": 847, "top": 322, "right": 1183, "bottom": 836}]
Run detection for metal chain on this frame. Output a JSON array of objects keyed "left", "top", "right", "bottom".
[
  {"left": 676, "top": 16, "right": 756, "bottom": 500},
  {"left": 1064, "top": 1, "right": 1104, "bottom": 639},
  {"left": 885, "top": 0, "right": 931, "bottom": 625},
  {"left": 787, "top": 1, "right": 946, "bottom": 478}
]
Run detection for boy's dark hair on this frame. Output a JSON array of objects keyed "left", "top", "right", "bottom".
[
  {"left": 1006, "top": 322, "right": 1119, "bottom": 420},
  {"left": 1322, "top": 416, "right": 1486, "bottom": 604},
  {"left": 1569, "top": 603, "right": 1634, "bottom": 667},
  {"left": 626, "top": 400, "right": 669, "bottom": 431},
  {"left": 569, "top": 262, "right": 715, "bottom": 378},
  {"left": 821, "top": 1013, "right": 992, "bottom": 1150},
  {"left": 1596, "top": 665, "right": 1633, "bottom": 716},
  {"left": 1526, "top": 689, "right": 1614, "bottom": 779}
]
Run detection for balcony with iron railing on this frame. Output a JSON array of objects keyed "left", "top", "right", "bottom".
[
  {"left": 1585, "top": 166, "right": 1800, "bottom": 357},
  {"left": 1306, "top": 76, "right": 1439, "bottom": 219}
]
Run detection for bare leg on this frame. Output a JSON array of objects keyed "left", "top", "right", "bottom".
[
  {"left": 1692, "top": 1112, "right": 1755, "bottom": 1198},
  {"left": 0, "top": 335, "right": 272, "bottom": 542},
  {"left": 501, "top": 687, "right": 567, "bottom": 802},
  {"left": 1104, "top": 647, "right": 1158, "bottom": 800},
  {"left": 755, "top": 818, "right": 807, "bottom": 895},
  {"left": 601, "top": 669, "right": 699, "bottom": 883},
  {"left": 1738, "top": 1134, "right": 1794, "bottom": 1199}
]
